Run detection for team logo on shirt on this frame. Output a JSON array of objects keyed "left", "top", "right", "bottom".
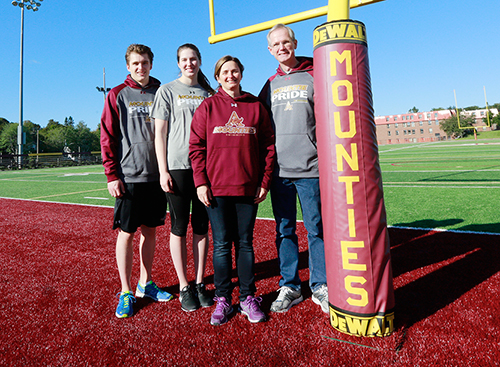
[
  {"left": 213, "top": 111, "right": 256, "bottom": 135},
  {"left": 128, "top": 101, "right": 153, "bottom": 122},
  {"left": 271, "top": 84, "right": 309, "bottom": 111},
  {"left": 177, "top": 94, "right": 205, "bottom": 107}
]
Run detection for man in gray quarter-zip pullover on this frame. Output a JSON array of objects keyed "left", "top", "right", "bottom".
[{"left": 259, "top": 24, "right": 329, "bottom": 315}]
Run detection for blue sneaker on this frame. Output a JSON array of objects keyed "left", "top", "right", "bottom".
[
  {"left": 135, "top": 281, "right": 173, "bottom": 302},
  {"left": 115, "top": 291, "right": 136, "bottom": 318}
]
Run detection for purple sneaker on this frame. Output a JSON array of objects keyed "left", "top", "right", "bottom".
[
  {"left": 240, "top": 296, "right": 266, "bottom": 323},
  {"left": 210, "top": 296, "right": 233, "bottom": 326}
]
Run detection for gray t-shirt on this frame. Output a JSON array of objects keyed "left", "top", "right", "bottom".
[{"left": 151, "top": 79, "right": 209, "bottom": 170}]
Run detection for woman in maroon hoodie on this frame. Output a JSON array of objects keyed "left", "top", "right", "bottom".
[{"left": 189, "top": 56, "right": 275, "bottom": 326}]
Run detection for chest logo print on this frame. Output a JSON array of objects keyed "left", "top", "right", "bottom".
[{"left": 213, "top": 111, "right": 256, "bottom": 135}]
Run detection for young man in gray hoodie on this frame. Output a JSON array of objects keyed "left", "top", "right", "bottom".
[
  {"left": 101, "top": 44, "right": 173, "bottom": 318},
  {"left": 259, "top": 24, "right": 328, "bottom": 314}
]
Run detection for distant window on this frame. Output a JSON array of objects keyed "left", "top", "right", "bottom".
[
  {"left": 435, "top": 133, "right": 440, "bottom": 137},
  {"left": 404, "top": 130, "right": 407, "bottom": 135},
  {"left": 410, "top": 115, "right": 414, "bottom": 120},
  {"left": 419, "top": 121, "right": 423, "bottom": 126},
  {"left": 434, "top": 112, "right": 438, "bottom": 117},
  {"left": 436, "top": 121, "right": 439, "bottom": 125},
  {"left": 418, "top": 114, "right": 422, "bottom": 119},
  {"left": 387, "top": 124, "right": 390, "bottom": 128},
  {"left": 429, "top": 128, "right": 433, "bottom": 133},
  {"left": 481, "top": 111, "right": 485, "bottom": 116},
  {"left": 412, "top": 122, "right": 415, "bottom": 127},
  {"left": 386, "top": 117, "right": 390, "bottom": 121},
  {"left": 420, "top": 129, "right": 424, "bottom": 134},
  {"left": 394, "top": 116, "right": 398, "bottom": 121},
  {"left": 428, "top": 121, "right": 432, "bottom": 125},
  {"left": 427, "top": 113, "right": 431, "bottom": 118},
  {"left": 396, "top": 130, "right": 399, "bottom": 135},
  {"left": 412, "top": 129, "right": 416, "bottom": 134},
  {"left": 395, "top": 123, "right": 398, "bottom": 128},
  {"left": 388, "top": 131, "right": 391, "bottom": 136}
]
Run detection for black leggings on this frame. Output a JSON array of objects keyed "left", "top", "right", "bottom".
[{"left": 167, "top": 169, "right": 209, "bottom": 237}]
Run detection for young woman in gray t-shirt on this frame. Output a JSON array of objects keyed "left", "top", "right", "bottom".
[{"left": 152, "top": 44, "right": 215, "bottom": 312}]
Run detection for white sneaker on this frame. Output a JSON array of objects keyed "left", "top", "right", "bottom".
[
  {"left": 312, "top": 284, "right": 329, "bottom": 314},
  {"left": 270, "top": 286, "right": 303, "bottom": 313}
]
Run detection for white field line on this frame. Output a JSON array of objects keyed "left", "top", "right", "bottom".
[
  {"left": 0, "top": 196, "right": 114, "bottom": 208},
  {"left": 2, "top": 197, "right": 498, "bottom": 237},
  {"left": 379, "top": 142, "right": 435, "bottom": 153},
  {"left": 0, "top": 196, "right": 500, "bottom": 236},
  {"left": 388, "top": 225, "right": 500, "bottom": 237},
  {"left": 384, "top": 185, "right": 500, "bottom": 189},
  {"left": 0, "top": 179, "right": 105, "bottom": 184},
  {"left": 381, "top": 169, "right": 500, "bottom": 172},
  {"left": 28, "top": 188, "right": 109, "bottom": 200}
]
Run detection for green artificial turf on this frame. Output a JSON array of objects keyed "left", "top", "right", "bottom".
[{"left": 1, "top": 139, "right": 499, "bottom": 233}]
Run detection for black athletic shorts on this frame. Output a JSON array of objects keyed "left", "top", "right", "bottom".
[
  {"left": 167, "top": 169, "right": 209, "bottom": 237},
  {"left": 113, "top": 181, "right": 167, "bottom": 233}
]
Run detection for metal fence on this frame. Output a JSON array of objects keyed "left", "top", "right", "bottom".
[{"left": 0, "top": 152, "right": 102, "bottom": 170}]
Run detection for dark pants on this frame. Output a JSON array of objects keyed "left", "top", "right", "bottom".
[{"left": 206, "top": 196, "right": 258, "bottom": 302}]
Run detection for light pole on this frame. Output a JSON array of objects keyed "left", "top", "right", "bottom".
[
  {"left": 11, "top": 0, "right": 43, "bottom": 168},
  {"left": 96, "top": 67, "right": 111, "bottom": 102}
]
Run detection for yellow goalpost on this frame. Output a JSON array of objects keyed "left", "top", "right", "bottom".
[{"left": 207, "top": 0, "right": 384, "bottom": 44}]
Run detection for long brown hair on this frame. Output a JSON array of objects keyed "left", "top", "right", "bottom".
[
  {"left": 213, "top": 55, "right": 244, "bottom": 80},
  {"left": 177, "top": 43, "right": 215, "bottom": 95}
]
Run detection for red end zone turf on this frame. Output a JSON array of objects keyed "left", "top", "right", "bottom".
[{"left": 1, "top": 198, "right": 499, "bottom": 366}]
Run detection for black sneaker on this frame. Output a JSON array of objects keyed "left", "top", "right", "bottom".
[
  {"left": 179, "top": 285, "right": 200, "bottom": 312},
  {"left": 195, "top": 283, "right": 214, "bottom": 307}
]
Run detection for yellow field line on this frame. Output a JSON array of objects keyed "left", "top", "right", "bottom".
[{"left": 29, "top": 188, "right": 108, "bottom": 200}]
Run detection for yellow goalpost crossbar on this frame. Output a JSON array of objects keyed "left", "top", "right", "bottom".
[
  {"left": 208, "top": 0, "right": 385, "bottom": 44},
  {"left": 455, "top": 88, "right": 491, "bottom": 130}
]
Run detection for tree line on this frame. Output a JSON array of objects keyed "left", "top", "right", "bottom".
[
  {"left": 410, "top": 103, "right": 500, "bottom": 139},
  {"left": 2, "top": 102, "right": 499, "bottom": 154},
  {"left": 0, "top": 117, "right": 100, "bottom": 155}
]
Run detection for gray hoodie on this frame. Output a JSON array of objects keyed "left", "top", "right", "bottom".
[{"left": 259, "top": 57, "right": 317, "bottom": 178}]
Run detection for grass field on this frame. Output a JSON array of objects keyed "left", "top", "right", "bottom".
[{"left": 1, "top": 138, "right": 499, "bottom": 233}]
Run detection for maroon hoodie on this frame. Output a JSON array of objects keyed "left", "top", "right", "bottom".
[{"left": 189, "top": 87, "right": 275, "bottom": 197}]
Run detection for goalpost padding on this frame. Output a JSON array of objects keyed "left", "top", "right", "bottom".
[{"left": 313, "top": 20, "right": 395, "bottom": 337}]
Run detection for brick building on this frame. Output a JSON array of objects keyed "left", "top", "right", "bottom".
[{"left": 374, "top": 108, "right": 498, "bottom": 145}]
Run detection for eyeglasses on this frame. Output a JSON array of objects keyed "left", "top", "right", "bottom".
[{"left": 271, "top": 40, "right": 293, "bottom": 49}]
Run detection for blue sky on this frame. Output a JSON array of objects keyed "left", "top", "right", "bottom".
[{"left": 1, "top": 0, "right": 499, "bottom": 129}]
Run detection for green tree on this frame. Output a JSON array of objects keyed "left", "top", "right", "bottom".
[
  {"left": 408, "top": 106, "right": 419, "bottom": 113},
  {"left": 0, "top": 117, "right": 9, "bottom": 131},
  {"left": 440, "top": 114, "right": 475, "bottom": 138},
  {"left": 40, "top": 120, "right": 67, "bottom": 152},
  {"left": 69, "top": 121, "right": 99, "bottom": 152},
  {"left": 0, "top": 123, "right": 18, "bottom": 154},
  {"left": 23, "top": 120, "right": 42, "bottom": 154},
  {"left": 92, "top": 124, "right": 101, "bottom": 151},
  {"left": 463, "top": 105, "right": 480, "bottom": 111},
  {"left": 64, "top": 116, "right": 75, "bottom": 127},
  {"left": 486, "top": 111, "right": 500, "bottom": 130}
]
